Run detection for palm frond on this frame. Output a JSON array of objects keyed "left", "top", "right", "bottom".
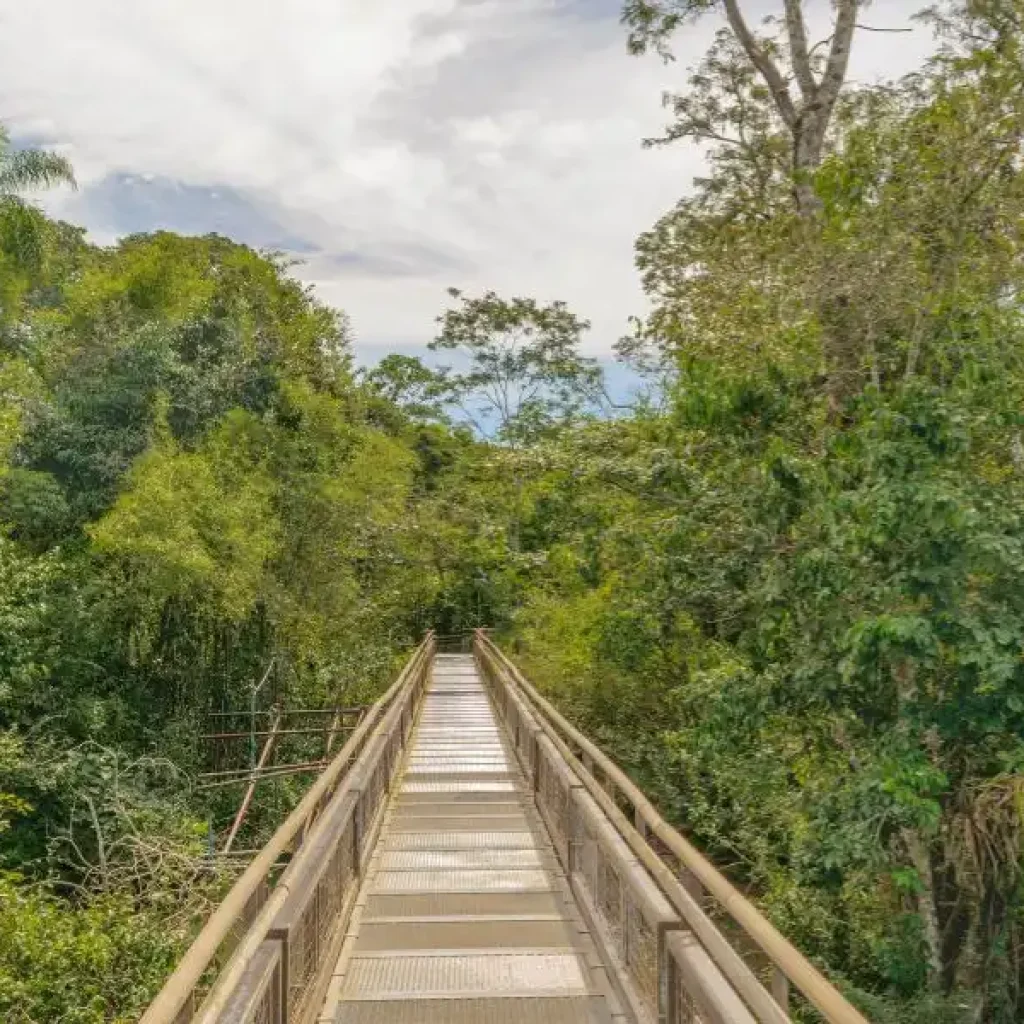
[{"left": 0, "top": 148, "right": 76, "bottom": 194}]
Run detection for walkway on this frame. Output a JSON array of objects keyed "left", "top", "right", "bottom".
[{"left": 318, "top": 653, "right": 619, "bottom": 1023}]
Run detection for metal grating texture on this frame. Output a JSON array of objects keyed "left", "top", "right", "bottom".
[
  {"left": 373, "top": 868, "right": 552, "bottom": 892},
  {"left": 382, "top": 830, "right": 537, "bottom": 850},
  {"left": 322, "top": 653, "right": 617, "bottom": 1024},
  {"left": 354, "top": 918, "right": 577, "bottom": 951},
  {"left": 340, "top": 953, "right": 591, "bottom": 997},
  {"left": 363, "top": 890, "right": 564, "bottom": 919},
  {"left": 388, "top": 814, "right": 529, "bottom": 832},
  {"left": 397, "top": 789, "right": 521, "bottom": 803},
  {"left": 400, "top": 781, "right": 517, "bottom": 793},
  {"left": 389, "top": 801, "right": 524, "bottom": 818},
  {"left": 378, "top": 848, "right": 547, "bottom": 870},
  {"left": 331, "top": 995, "right": 611, "bottom": 1023}
]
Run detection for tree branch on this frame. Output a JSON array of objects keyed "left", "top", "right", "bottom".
[
  {"left": 856, "top": 24, "right": 913, "bottom": 34},
  {"left": 722, "top": 0, "right": 797, "bottom": 129},
  {"left": 818, "top": 0, "right": 859, "bottom": 117},
  {"left": 784, "top": 0, "right": 818, "bottom": 99}
]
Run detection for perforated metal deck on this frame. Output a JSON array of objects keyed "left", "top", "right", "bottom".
[{"left": 320, "top": 654, "right": 618, "bottom": 1024}]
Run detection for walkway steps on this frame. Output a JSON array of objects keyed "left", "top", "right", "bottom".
[{"left": 320, "top": 654, "right": 619, "bottom": 1024}]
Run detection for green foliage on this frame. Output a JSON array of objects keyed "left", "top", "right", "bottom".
[
  {"left": 90, "top": 409, "right": 279, "bottom": 621},
  {"left": 430, "top": 288, "right": 602, "bottom": 442},
  {"left": 0, "top": 136, "right": 446, "bottom": 1021},
  {"left": 362, "top": 353, "right": 451, "bottom": 424},
  {"left": 0, "top": 873, "right": 183, "bottom": 1024},
  {"left": 0, "top": 127, "right": 75, "bottom": 195},
  {"left": 3, "top": 8, "right": 1024, "bottom": 1018},
  {"left": 503, "top": 6, "right": 1024, "bottom": 1019}
]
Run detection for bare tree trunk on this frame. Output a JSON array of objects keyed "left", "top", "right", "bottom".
[
  {"left": 902, "top": 827, "right": 945, "bottom": 989},
  {"left": 722, "top": 1, "right": 864, "bottom": 403},
  {"left": 725, "top": 0, "right": 860, "bottom": 219}
]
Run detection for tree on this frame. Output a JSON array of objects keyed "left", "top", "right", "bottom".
[
  {"left": 0, "top": 127, "right": 75, "bottom": 195},
  {"left": 623, "top": 0, "right": 860, "bottom": 217},
  {"left": 621, "top": 2, "right": 883, "bottom": 405},
  {"left": 362, "top": 354, "right": 451, "bottom": 423},
  {"left": 430, "top": 289, "right": 602, "bottom": 443},
  {"left": 0, "top": 129, "right": 76, "bottom": 328}
]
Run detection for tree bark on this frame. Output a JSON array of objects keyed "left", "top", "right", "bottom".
[
  {"left": 723, "top": 0, "right": 797, "bottom": 130},
  {"left": 902, "top": 827, "right": 944, "bottom": 990},
  {"left": 791, "top": 0, "right": 859, "bottom": 217},
  {"left": 783, "top": 0, "right": 816, "bottom": 100},
  {"left": 723, "top": 0, "right": 860, "bottom": 218},
  {"left": 715, "top": 1, "right": 865, "bottom": 402}
]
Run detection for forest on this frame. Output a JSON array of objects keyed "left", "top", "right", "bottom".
[{"left": 1, "top": 1, "right": 1023, "bottom": 1021}]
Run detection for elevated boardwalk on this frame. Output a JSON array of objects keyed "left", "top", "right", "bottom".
[
  {"left": 320, "top": 654, "right": 618, "bottom": 1022},
  {"left": 143, "top": 633, "right": 871, "bottom": 1024}
]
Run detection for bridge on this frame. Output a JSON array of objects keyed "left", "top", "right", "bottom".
[{"left": 141, "top": 632, "right": 870, "bottom": 1024}]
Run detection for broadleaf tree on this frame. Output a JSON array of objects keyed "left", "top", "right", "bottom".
[{"left": 430, "top": 288, "right": 602, "bottom": 444}]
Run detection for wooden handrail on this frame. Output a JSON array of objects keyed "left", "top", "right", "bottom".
[
  {"left": 140, "top": 634, "right": 434, "bottom": 1024},
  {"left": 476, "top": 631, "right": 870, "bottom": 1024}
]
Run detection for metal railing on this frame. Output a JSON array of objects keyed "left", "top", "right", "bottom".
[
  {"left": 142, "top": 634, "right": 435, "bottom": 1024},
  {"left": 141, "top": 628, "right": 871, "bottom": 1024},
  {"left": 433, "top": 628, "right": 488, "bottom": 654},
  {"left": 474, "top": 631, "right": 870, "bottom": 1024}
]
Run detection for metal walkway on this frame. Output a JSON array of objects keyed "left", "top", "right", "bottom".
[
  {"left": 319, "top": 654, "right": 616, "bottom": 1023},
  {"left": 142, "top": 632, "right": 871, "bottom": 1024}
]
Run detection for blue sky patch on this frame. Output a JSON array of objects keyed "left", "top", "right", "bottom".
[{"left": 70, "top": 173, "right": 316, "bottom": 253}]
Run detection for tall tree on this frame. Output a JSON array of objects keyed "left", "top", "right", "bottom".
[
  {"left": 623, "top": 0, "right": 861, "bottom": 217},
  {"left": 362, "top": 354, "right": 451, "bottom": 424},
  {"left": 430, "top": 288, "right": 601, "bottom": 443},
  {"left": 0, "top": 129, "right": 76, "bottom": 327}
]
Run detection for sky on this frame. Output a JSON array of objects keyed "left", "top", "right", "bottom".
[{"left": 0, "top": 0, "right": 937, "bottom": 373}]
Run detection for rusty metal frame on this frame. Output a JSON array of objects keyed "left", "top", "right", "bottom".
[{"left": 221, "top": 708, "right": 283, "bottom": 855}]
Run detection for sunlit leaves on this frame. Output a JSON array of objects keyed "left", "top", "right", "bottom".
[{"left": 89, "top": 411, "right": 278, "bottom": 622}]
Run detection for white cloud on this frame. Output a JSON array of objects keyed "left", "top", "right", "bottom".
[{"left": 0, "top": 0, "right": 935, "bottom": 360}]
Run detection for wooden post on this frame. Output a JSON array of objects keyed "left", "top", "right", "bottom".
[{"left": 323, "top": 708, "right": 342, "bottom": 759}]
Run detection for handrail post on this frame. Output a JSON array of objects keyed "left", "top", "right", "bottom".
[{"left": 772, "top": 968, "right": 791, "bottom": 1016}]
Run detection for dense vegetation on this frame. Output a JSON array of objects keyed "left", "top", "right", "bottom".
[{"left": 1, "top": 2, "right": 1023, "bottom": 1021}]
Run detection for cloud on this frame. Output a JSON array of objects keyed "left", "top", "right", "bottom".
[
  {"left": 66, "top": 173, "right": 315, "bottom": 251},
  {"left": 0, "top": 0, "right": 935, "bottom": 361}
]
